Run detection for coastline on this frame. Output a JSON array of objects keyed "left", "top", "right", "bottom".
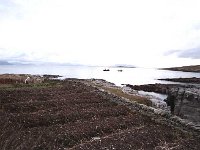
[
  {"left": 160, "top": 65, "right": 200, "bottom": 73},
  {"left": 0, "top": 74, "right": 200, "bottom": 149},
  {"left": 82, "top": 79, "right": 200, "bottom": 130},
  {"left": 158, "top": 77, "right": 200, "bottom": 84}
]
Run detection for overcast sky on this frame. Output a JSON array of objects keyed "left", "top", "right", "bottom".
[{"left": 0, "top": 0, "right": 200, "bottom": 67}]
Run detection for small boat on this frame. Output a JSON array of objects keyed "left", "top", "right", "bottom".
[
  {"left": 118, "top": 69, "right": 123, "bottom": 72},
  {"left": 103, "top": 69, "right": 110, "bottom": 71}
]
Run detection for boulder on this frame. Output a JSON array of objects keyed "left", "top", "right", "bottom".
[{"left": 165, "top": 88, "right": 200, "bottom": 123}]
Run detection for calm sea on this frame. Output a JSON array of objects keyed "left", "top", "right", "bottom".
[{"left": 0, "top": 65, "right": 200, "bottom": 86}]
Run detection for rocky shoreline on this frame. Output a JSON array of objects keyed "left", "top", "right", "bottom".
[
  {"left": 83, "top": 79, "right": 200, "bottom": 130},
  {"left": 158, "top": 77, "right": 200, "bottom": 84},
  {"left": 125, "top": 78, "right": 200, "bottom": 126}
]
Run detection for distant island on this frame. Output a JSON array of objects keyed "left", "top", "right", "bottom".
[
  {"left": 112, "top": 64, "right": 136, "bottom": 68},
  {"left": 161, "top": 65, "right": 200, "bottom": 73}
]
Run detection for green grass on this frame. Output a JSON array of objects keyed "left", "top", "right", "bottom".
[{"left": 102, "top": 87, "right": 152, "bottom": 106}]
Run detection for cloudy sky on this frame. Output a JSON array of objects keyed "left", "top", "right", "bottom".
[{"left": 0, "top": 0, "right": 200, "bottom": 67}]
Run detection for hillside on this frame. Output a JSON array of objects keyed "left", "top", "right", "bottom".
[{"left": 161, "top": 65, "right": 200, "bottom": 72}]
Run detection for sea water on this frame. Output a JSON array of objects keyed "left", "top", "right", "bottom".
[{"left": 0, "top": 65, "right": 200, "bottom": 86}]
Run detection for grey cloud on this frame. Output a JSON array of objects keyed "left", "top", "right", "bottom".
[
  {"left": 164, "top": 50, "right": 181, "bottom": 56},
  {"left": 0, "top": 48, "right": 48, "bottom": 64},
  {"left": 178, "top": 48, "right": 200, "bottom": 59},
  {"left": 0, "top": 48, "right": 24, "bottom": 59},
  {"left": 166, "top": 47, "right": 200, "bottom": 59},
  {"left": 8, "top": 54, "right": 39, "bottom": 63}
]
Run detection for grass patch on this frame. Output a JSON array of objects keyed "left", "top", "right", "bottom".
[{"left": 102, "top": 87, "right": 152, "bottom": 106}]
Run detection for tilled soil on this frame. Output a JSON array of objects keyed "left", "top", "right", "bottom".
[{"left": 0, "top": 79, "right": 199, "bottom": 150}]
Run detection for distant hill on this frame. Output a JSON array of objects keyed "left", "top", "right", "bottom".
[
  {"left": 161, "top": 65, "right": 200, "bottom": 72},
  {"left": 0, "top": 61, "right": 85, "bottom": 66},
  {"left": 113, "top": 64, "right": 136, "bottom": 68}
]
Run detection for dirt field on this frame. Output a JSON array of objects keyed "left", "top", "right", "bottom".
[{"left": 0, "top": 79, "right": 200, "bottom": 150}]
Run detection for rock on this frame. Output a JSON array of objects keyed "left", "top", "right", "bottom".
[
  {"left": 126, "top": 84, "right": 176, "bottom": 94},
  {"left": 43, "top": 74, "right": 62, "bottom": 79},
  {"left": 150, "top": 98, "right": 168, "bottom": 110},
  {"left": 121, "top": 86, "right": 138, "bottom": 95},
  {"left": 92, "top": 137, "right": 101, "bottom": 141},
  {"left": 165, "top": 88, "right": 200, "bottom": 123},
  {"left": 126, "top": 83, "right": 200, "bottom": 125},
  {"left": 158, "top": 77, "right": 200, "bottom": 84},
  {"left": 125, "top": 84, "right": 171, "bottom": 109}
]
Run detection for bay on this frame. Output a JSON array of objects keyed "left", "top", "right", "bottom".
[{"left": 0, "top": 65, "right": 200, "bottom": 86}]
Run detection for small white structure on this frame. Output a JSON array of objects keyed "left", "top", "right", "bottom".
[{"left": 25, "top": 76, "right": 30, "bottom": 84}]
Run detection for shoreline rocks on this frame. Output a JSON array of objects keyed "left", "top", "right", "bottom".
[
  {"left": 165, "top": 87, "right": 200, "bottom": 124},
  {"left": 158, "top": 77, "right": 200, "bottom": 84},
  {"left": 126, "top": 83, "right": 197, "bottom": 95},
  {"left": 83, "top": 79, "right": 200, "bottom": 133},
  {"left": 43, "top": 74, "right": 62, "bottom": 79},
  {"left": 126, "top": 81, "right": 200, "bottom": 125},
  {"left": 85, "top": 79, "right": 169, "bottom": 110}
]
